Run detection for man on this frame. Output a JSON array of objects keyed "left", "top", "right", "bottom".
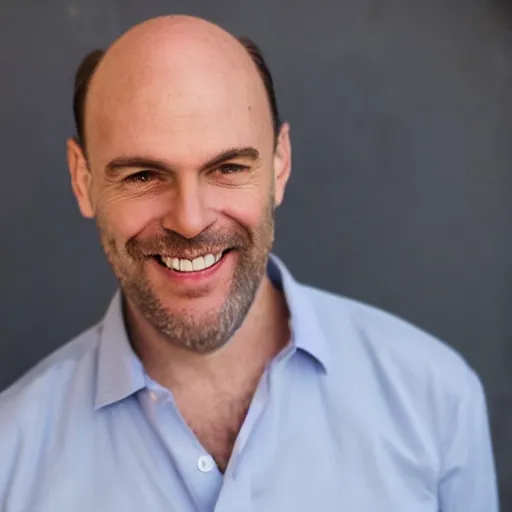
[{"left": 0, "top": 15, "right": 499, "bottom": 512}]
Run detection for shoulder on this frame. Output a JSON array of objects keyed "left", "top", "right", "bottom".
[
  {"left": 0, "top": 324, "right": 100, "bottom": 412},
  {"left": 301, "top": 284, "right": 479, "bottom": 401},
  {"left": 0, "top": 324, "right": 101, "bottom": 480},
  {"left": 300, "top": 284, "right": 489, "bottom": 458}
]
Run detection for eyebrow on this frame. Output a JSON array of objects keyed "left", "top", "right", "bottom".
[{"left": 104, "top": 146, "right": 261, "bottom": 177}]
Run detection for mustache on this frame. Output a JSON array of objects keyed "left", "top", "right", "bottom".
[{"left": 125, "top": 227, "right": 251, "bottom": 260}]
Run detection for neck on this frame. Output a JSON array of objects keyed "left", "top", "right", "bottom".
[{"left": 125, "top": 276, "right": 290, "bottom": 391}]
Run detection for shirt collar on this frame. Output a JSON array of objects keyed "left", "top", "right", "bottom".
[
  {"left": 95, "top": 253, "right": 331, "bottom": 409},
  {"left": 267, "top": 254, "right": 331, "bottom": 373},
  {"left": 95, "top": 292, "right": 146, "bottom": 410}
]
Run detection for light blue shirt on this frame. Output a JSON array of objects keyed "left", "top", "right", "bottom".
[{"left": 0, "top": 255, "right": 498, "bottom": 511}]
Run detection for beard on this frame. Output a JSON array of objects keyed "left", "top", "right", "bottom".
[{"left": 97, "top": 198, "right": 275, "bottom": 354}]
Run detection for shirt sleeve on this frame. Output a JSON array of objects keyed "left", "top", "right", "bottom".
[{"left": 438, "top": 367, "right": 499, "bottom": 512}]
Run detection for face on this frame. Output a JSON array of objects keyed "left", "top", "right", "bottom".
[{"left": 68, "top": 41, "right": 291, "bottom": 354}]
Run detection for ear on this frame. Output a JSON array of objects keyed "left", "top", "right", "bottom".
[
  {"left": 67, "top": 137, "right": 95, "bottom": 218},
  {"left": 272, "top": 122, "right": 292, "bottom": 207}
]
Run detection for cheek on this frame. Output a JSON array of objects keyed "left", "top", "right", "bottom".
[
  {"left": 213, "top": 187, "right": 269, "bottom": 231},
  {"left": 95, "top": 176, "right": 272, "bottom": 241},
  {"left": 96, "top": 194, "right": 168, "bottom": 240}
]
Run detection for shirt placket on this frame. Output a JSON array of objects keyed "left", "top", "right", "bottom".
[
  {"left": 139, "top": 383, "right": 223, "bottom": 512},
  {"left": 214, "top": 345, "right": 295, "bottom": 512}
]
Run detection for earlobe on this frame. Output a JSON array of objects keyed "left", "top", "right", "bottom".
[
  {"left": 273, "top": 122, "right": 292, "bottom": 207},
  {"left": 67, "top": 137, "right": 95, "bottom": 219}
]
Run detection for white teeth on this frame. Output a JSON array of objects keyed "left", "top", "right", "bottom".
[
  {"left": 160, "top": 252, "right": 224, "bottom": 272},
  {"left": 161, "top": 256, "right": 172, "bottom": 268},
  {"left": 192, "top": 256, "right": 205, "bottom": 271},
  {"left": 180, "top": 259, "right": 193, "bottom": 272}
]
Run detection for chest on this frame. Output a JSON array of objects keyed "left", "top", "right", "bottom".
[
  {"left": 10, "top": 363, "right": 440, "bottom": 512},
  {"left": 17, "top": 396, "right": 439, "bottom": 512},
  {"left": 173, "top": 386, "right": 256, "bottom": 471}
]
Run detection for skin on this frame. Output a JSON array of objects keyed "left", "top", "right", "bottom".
[{"left": 67, "top": 15, "right": 292, "bottom": 470}]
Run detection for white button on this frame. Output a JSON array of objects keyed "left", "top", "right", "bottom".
[
  {"left": 148, "top": 390, "right": 158, "bottom": 402},
  {"left": 197, "top": 455, "right": 214, "bottom": 473}
]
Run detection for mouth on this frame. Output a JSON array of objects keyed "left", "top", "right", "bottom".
[{"left": 152, "top": 248, "right": 233, "bottom": 273}]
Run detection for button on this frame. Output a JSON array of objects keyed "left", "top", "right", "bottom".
[
  {"left": 197, "top": 455, "right": 214, "bottom": 473},
  {"left": 148, "top": 390, "right": 158, "bottom": 402}
]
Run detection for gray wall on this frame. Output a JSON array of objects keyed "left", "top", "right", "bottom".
[{"left": 1, "top": 0, "right": 511, "bottom": 506}]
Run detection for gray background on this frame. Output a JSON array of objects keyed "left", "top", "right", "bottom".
[{"left": 1, "top": 0, "right": 511, "bottom": 507}]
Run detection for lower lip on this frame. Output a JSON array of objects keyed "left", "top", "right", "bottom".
[{"left": 151, "top": 252, "right": 232, "bottom": 283}]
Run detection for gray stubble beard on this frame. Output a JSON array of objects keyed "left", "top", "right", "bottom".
[{"left": 99, "top": 197, "right": 275, "bottom": 354}]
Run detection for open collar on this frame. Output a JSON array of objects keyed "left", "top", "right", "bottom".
[{"left": 94, "top": 254, "right": 332, "bottom": 409}]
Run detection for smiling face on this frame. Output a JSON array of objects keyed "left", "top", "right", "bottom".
[{"left": 67, "top": 17, "right": 291, "bottom": 353}]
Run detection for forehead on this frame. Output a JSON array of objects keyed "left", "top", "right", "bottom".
[{"left": 86, "top": 41, "right": 273, "bottom": 167}]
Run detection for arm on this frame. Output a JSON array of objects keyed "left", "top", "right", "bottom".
[{"left": 438, "top": 368, "right": 499, "bottom": 511}]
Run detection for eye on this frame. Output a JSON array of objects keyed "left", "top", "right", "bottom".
[
  {"left": 124, "top": 170, "right": 154, "bottom": 183},
  {"left": 217, "top": 163, "right": 249, "bottom": 175}
]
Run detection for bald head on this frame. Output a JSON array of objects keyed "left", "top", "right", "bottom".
[
  {"left": 67, "top": 16, "right": 292, "bottom": 354},
  {"left": 73, "top": 16, "right": 281, "bottom": 152}
]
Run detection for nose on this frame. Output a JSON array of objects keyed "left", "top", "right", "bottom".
[{"left": 161, "top": 174, "right": 215, "bottom": 239}]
